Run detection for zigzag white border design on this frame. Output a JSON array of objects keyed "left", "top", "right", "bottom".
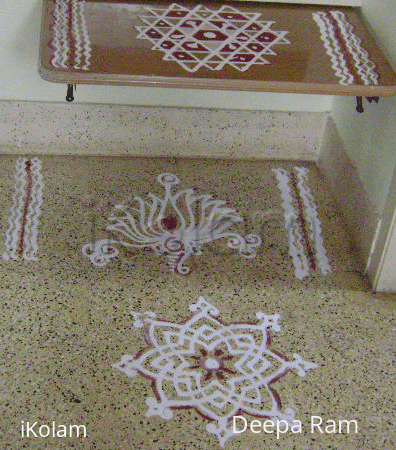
[
  {"left": 313, "top": 10, "right": 378, "bottom": 85},
  {"left": 51, "top": 0, "right": 69, "bottom": 69},
  {"left": 294, "top": 167, "right": 331, "bottom": 276},
  {"left": 51, "top": 0, "right": 91, "bottom": 70},
  {"left": 23, "top": 159, "right": 44, "bottom": 260},
  {"left": 312, "top": 11, "right": 354, "bottom": 85},
  {"left": 272, "top": 167, "right": 331, "bottom": 279},
  {"left": 3, "top": 159, "right": 27, "bottom": 261},
  {"left": 3, "top": 158, "right": 44, "bottom": 262},
  {"left": 73, "top": 0, "right": 92, "bottom": 70},
  {"left": 272, "top": 168, "right": 309, "bottom": 280},
  {"left": 330, "top": 10, "right": 378, "bottom": 85}
]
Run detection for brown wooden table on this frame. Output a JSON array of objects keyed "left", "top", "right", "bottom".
[{"left": 39, "top": 0, "right": 396, "bottom": 97}]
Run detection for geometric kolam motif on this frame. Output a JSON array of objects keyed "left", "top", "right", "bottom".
[
  {"left": 3, "top": 158, "right": 44, "bottom": 261},
  {"left": 313, "top": 10, "right": 379, "bottom": 86},
  {"left": 82, "top": 173, "right": 261, "bottom": 274},
  {"left": 272, "top": 167, "right": 331, "bottom": 280},
  {"left": 113, "top": 297, "right": 318, "bottom": 447},
  {"left": 50, "top": 0, "right": 91, "bottom": 70},
  {"left": 136, "top": 3, "right": 290, "bottom": 72}
]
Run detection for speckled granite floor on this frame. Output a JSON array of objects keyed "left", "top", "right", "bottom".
[{"left": 0, "top": 155, "right": 395, "bottom": 450}]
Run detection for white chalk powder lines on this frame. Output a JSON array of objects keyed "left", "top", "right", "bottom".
[
  {"left": 51, "top": 0, "right": 92, "bottom": 70},
  {"left": 3, "top": 158, "right": 44, "bottom": 261},
  {"left": 82, "top": 173, "right": 261, "bottom": 274},
  {"left": 113, "top": 297, "right": 318, "bottom": 447},
  {"left": 136, "top": 3, "right": 290, "bottom": 73},
  {"left": 272, "top": 166, "right": 331, "bottom": 280},
  {"left": 313, "top": 10, "right": 379, "bottom": 86}
]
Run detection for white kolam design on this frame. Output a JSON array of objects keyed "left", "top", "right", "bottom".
[
  {"left": 51, "top": 0, "right": 91, "bottom": 70},
  {"left": 272, "top": 168, "right": 309, "bottom": 279},
  {"left": 82, "top": 173, "right": 261, "bottom": 274},
  {"left": 136, "top": 3, "right": 290, "bottom": 72},
  {"left": 294, "top": 167, "right": 331, "bottom": 276},
  {"left": 312, "top": 10, "right": 378, "bottom": 85},
  {"left": 113, "top": 297, "right": 318, "bottom": 447},
  {"left": 3, "top": 158, "right": 44, "bottom": 261},
  {"left": 272, "top": 167, "right": 331, "bottom": 279}
]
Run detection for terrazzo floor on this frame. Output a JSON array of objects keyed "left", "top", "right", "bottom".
[{"left": 0, "top": 155, "right": 395, "bottom": 449}]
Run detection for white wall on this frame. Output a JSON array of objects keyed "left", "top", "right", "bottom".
[
  {"left": 331, "top": 96, "right": 396, "bottom": 214},
  {"left": 369, "top": 165, "right": 396, "bottom": 292},
  {"left": 361, "top": 0, "right": 396, "bottom": 69},
  {"left": 332, "top": 0, "right": 396, "bottom": 213},
  {"left": 0, "top": 0, "right": 332, "bottom": 111},
  {"left": 330, "top": 0, "right": 396, "bottom": 290}
]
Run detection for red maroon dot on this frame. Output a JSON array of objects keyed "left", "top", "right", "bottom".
[{"left": 162, "top": 216, "right": 178, "bottom": 230}]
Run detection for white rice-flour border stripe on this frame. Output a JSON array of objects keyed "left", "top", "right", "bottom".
[
  {"left": 51, "top": 0, "right": 69, "bottom": 69},
  {"left": 3, "top": 158, "right": 44, "bottom": 261},
  {"left": 312, "top": 11, "right": 353, "bottom": 85},
  {"left": 51, "top": 0, "right": 91, "bottom": 70},
  {"left": 272, "top": 167, "right": 331, "bottom": 279},
  {"left": 294, "top": 167, "right": 331, "bottom": 276},
  {"left": 312, "top": 10, "right": 378, "bottom": 86},
  {"left": 272, "top": 168, "right": 310, "bottom": 280},
  {"left": 329, "top": 10, "right": 378, "bottom": 85},
  {"left": 73, "top": 0, "right": 91, "bottom": 70}
]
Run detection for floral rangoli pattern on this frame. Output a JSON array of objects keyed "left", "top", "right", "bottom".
[
  {"left": 135, "top": 3, "right": 290, "bottom": 72},
  {"left": 82, "top": 173, "right": 261, "bottom": 274},
  {"left": 113, "top": 297, "right": 318, "bottom": 447}
]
